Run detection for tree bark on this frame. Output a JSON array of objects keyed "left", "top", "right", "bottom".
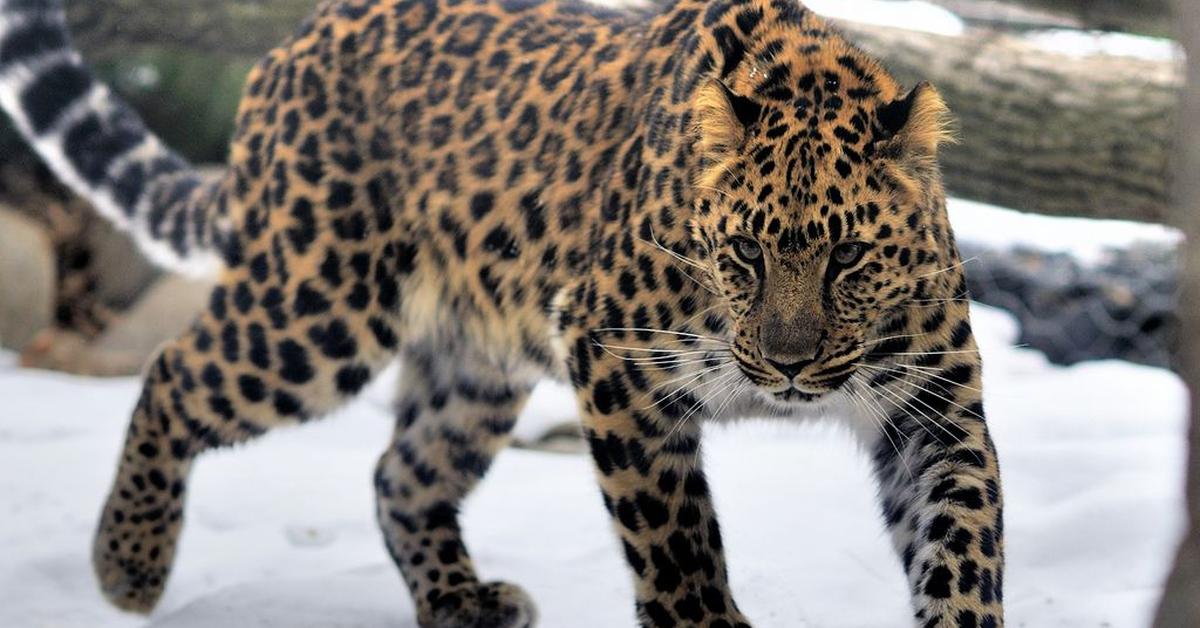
[
  {"left": 58, "top": 0, "right": 1184, "bottom": 225},
  {"left": 1153, "top": 1, "right": 1200, "bottom": 625},
  {"left": 838, "top": 20, "right": 1181, "bottom": 225},
  {"left": 922, "top": 1, "right": 1080, "bottom": 33},
  {"left": 932, "top": 0, "right": 1173, "bottom": 39}
]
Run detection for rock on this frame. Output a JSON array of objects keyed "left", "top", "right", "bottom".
[
  {"left": 94, "top": 274, "right": 211, "bottom": 357},
  {"left": 21, "top": 274, "right": 213, "bottom": 376},
  {"left": 0, "top": 208, "right": 55, "bottom": 351},
  {"left": 85, "top": 213, "right": 161, "bottom": 310},
  {"left": 960, "top": 240, "right": 1179, "bottom": 369}
]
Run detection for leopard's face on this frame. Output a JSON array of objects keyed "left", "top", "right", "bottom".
[
  {"left": 688, "top": 51, "right": 951, "bottom": 405},
  {"left": 694, "top": 184, "right": 933, "bottom": 405}
]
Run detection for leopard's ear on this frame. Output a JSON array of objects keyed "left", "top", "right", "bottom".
[
  {"left": 875, "top": 81, "right": 954, "bottom": 159},
  {"left": 693, "top": 79, "right": 761, "bottom": 161}
]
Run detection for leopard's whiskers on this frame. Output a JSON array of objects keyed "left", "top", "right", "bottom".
[
  {"left": 868, "top": 368, "right": 979, "bottom": 455},
  {"left": 859, "top": 331, "right": 929, "bottom": 347},
  {"left": 906, "top": 292, "right": 972, "bottom": 306},
  {"left": 862, "top": 361, "right": 985, "bottom": 395},
  {"left": 637, "top": 228, "right": 722, "bottom": 296},
  {"left": 694, "top": 184, "right": 738, "bottom": 202},
  {"left": 915, "top": 256, "right": 978, "bottom": 281},
  {"left": 643, "top": 361, "right": 736, "bottom": 411},
  {"left": 662, "top": 366, "right": 740, "bottom": 444},
  {"left": 845, "top": 375, "right": 913, "bottom": 479},
  {"left": 869, "top": 375, "right": 952, "bottom": 449},
  {"left": 885, "top": 371, "right": 986, "bottom": 423},
  {"left": 592, "top": 327, "right": 731, "bottom": 344}
]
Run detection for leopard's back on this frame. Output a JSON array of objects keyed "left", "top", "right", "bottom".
[{"left": 217, "top": 0, "right": 679, "bottom": 373}]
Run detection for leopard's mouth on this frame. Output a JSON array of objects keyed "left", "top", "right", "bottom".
[
  {"left": 742, "top": 366, "right": 863, "bottom": 410},
  {"left": 733, "top": 351, "right": 856, "bottom": 403},
  {"left": 771, "top": 388, "right": 823, "bottom": 403}
]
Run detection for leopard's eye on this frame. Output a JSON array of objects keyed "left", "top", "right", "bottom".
[
  {"left": 731, "top": 236, "right": 763, "bottom": 263},
  {"left": 831, "top": 242, "right": 867, "bottom": 268}
]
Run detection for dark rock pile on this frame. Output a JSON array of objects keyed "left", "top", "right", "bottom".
[{"left": 959, "top": 240, "right": 1179, "bottom": 370}]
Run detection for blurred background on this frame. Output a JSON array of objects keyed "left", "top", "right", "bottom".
[{"left": 0, "top": 0, "right": 1197, "bottom": 626}]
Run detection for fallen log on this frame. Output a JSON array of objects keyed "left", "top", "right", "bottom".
[
  {"left": 839, "top": 20, "right": 1182, "bottom": 225},
  {"left": 933, "top": 0, "right": 1173, "bottom": 38}
]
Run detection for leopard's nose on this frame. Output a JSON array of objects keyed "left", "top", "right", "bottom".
[
  {"left": 761, "top": 327, "right": 827, "bottom": 378},
  {"left": 764, "top": 356, "right": 816, "bottom": 379}
]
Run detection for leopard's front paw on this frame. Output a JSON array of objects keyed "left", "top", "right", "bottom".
[
  {"left": 92, "top": 516, "right": 173, "bottom": 613},
  {"left": 639, "top": 600, "right": 752, "bottom": 628},
  {"left": 91, "top": 473, "right": 185, "bottom": 614},
  {"left": 421, "top": 581, "right": 537, "bottom": 628},
  {"left": 687, "top": 614, "right": 751, "bottom": 628}
]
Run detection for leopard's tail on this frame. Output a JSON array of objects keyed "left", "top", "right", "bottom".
[{"left": 0, "top": 0, "right": 229, "bottom": 276}]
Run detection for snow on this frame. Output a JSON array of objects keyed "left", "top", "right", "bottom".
[
  {"left": 807, "top": 0, "right": 1182, "bottom": 62},
  {"left": 1024, "top": 30, "right": 1182, "bottom": 63},
  {"left": 806, "top": 0, "right": 964, "bottom": 36},
  {"left": 0, "top": 303, "right": 1188, "bottom": 628},
  {"left": 3, "top": 192, "right": 1181, "bottom": 625},
  {"left": 948, "top": 198, "right": 1182, "bottom": 264}
]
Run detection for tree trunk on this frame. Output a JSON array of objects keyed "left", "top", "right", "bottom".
[
  {"left": 931, "top": 0, "right": 1173, "bottom": 38},
  {"left": 838, "top": 20, "right": 1181, "bottom": 225},
  {"left": 58, "top": 1, "right": 1185, "bottom": 226},
  {"left": 1153, "top": 1, "right": 1200, "bottom": 625}
]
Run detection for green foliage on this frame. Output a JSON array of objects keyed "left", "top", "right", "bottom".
[{"left": 93, "top": 52, "right": 253, "bottom": 164}]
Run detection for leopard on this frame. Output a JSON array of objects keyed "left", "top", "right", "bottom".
[{"left": 0, "top": 0, "right": 1005, "bottom": 626}]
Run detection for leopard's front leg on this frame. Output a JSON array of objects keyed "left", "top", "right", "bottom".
[
  {"left": 570, "top": 343, "right": 752, "bottom": 628},
  {"left": 859, "top": 327, "right": 1004, "bottom": 628}
]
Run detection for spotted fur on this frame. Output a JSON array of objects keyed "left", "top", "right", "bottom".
[{"left": 0, "top": 0, "right": 1004, "bottom": 626}]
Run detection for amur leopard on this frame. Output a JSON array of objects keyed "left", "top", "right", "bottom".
[{"left": 0, "top": 0, "right": 1004, "bottom": 626}]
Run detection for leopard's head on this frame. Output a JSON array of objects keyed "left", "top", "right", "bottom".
[{"left": 689, "top": 6, "right": 955, "bottom": 405}]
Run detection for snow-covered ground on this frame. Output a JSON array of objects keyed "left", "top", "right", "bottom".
[
  {"left": 948, "top": 199, "right": 1182, "bottom": 264},
  {"left": 0, "top": 302, "right": 1187, "bottom": 628}
]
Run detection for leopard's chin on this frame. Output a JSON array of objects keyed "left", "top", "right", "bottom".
[
  {"left": 747, "top": 386, "right": 844, "bottom": 419},
  {"left": 771, "top": 388, "right": 823, "bottom": 404}
]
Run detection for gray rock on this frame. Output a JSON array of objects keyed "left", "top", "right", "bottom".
[
  {"left": 0, "top": 208, "right": 54, "bottom": 351},
  {"left": 20, "top": 274, "right": 212, "bottom": 376},
  {"left": 85, "top": 213, "right": 161, "bottom": 310},
  {"left": 960, "top": 240, "right": 1178, "bottom": 369}
]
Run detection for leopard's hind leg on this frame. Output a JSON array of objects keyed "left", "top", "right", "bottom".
[
  {"left": 92, "top": 263, "right": 405, "bottom": 612},
  {"left": 374, "top": 345, "right": 537, "bottom": 628}
]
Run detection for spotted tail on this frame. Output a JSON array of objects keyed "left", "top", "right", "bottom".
[{"left": 0, "top": 0, "right": 229, "bottom": 275}]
